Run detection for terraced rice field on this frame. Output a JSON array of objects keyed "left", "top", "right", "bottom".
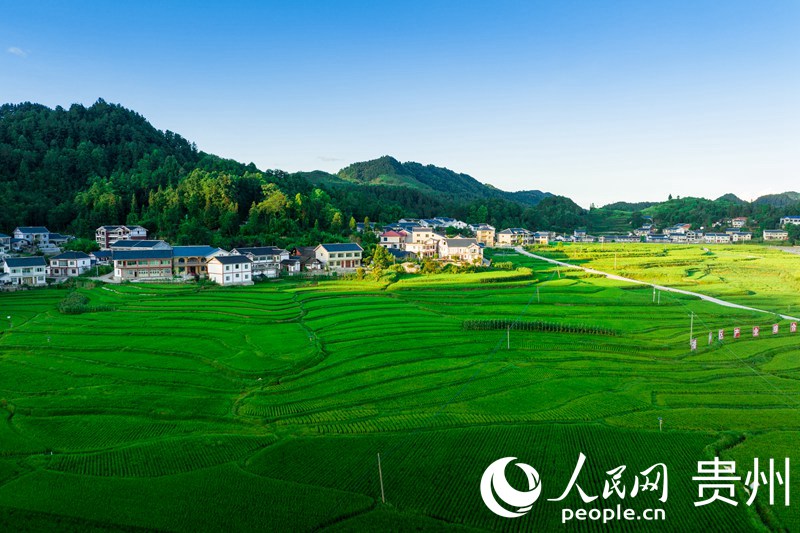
[{"left": 0, "top": 245, "right": 798, "bottom": 531}]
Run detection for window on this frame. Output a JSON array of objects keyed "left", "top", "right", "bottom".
[
  {"left": 225, "top": 275, "right": 230, "bottom": 281},
  {"left": 225, "top": 265, "right": 230, "bottom": 271}
]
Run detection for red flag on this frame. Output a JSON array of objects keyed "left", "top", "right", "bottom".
[
  {"left": 753, "top": 326, "right": 760, "bottom": 337},
  {"left": 773, "top": 324, "right": 779, "bottom": 335},
  {"left": 791, "top": 322, "right": 797, "bottom": 333},
  {"left": 734, "top": 327, "right": 741, "bottom": 339},
  {"left": 718, "top": 329, "right": 724, "bottom": 341}
]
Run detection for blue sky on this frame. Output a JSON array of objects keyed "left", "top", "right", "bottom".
[{"left": 2, "top": 1, "right": 798, "bottom": 207}]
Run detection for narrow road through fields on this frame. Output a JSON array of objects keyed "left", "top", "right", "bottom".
[{"left": 514, "top": 246, "right": 800, "bottom": 321}]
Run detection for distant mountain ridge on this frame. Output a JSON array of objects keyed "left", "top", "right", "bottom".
[{"left": 303, "top": 155, "right": 552, "bottom": 207}]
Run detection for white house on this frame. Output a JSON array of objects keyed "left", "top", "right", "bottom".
[
  {"left": 207, "top": 255, "right": 253, "bottom": 286},
  {"left": 231, "top": 246, "right": 289, "bottom": 279},
  {"left": 497, "top": 228, "right": 534, "bottom": 246},
  {"left": 780, "top": 216, "right": 800, "bottom": 226},
  {"left": 404, "top": 228, "right": 445, "bottom": 258},
  {"left": 3, "top": 256, "right": 47, "bottom": 286},
  {"left": 315, "top": 243, "right": 363, "bottom": 269},
  {"left": 0, "top": 233, "right": 10, "bottom": 253},
  {"left": 48, "top": 251, "right": 91, "bottom": 277},
  {"left": 730, "top": 232, "right": 752, "bottom": 242},
  {"left": 764, "top": 229, "right": 789, "bottom": 241},
  {"left": 13, "top": 226, "right": 50, "bottom": 247},
  {"left": 704, "top": 233, "right": 731, "bottom": 244},
  {"left": 731, "top": 217, "right": 748, "bottom": 228},
  {"left": 96, "top": 225, "right": 148, "bottom": 249},
  {"left": 440, "top": 238, "right": 483, "bottom": 263},
  {"left": 378, "top": 230, "right": 408, "bottom": 250}
]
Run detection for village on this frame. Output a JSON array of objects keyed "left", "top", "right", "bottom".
[{"left": 1, "top": 215, "right": 798, "bottom": 288}]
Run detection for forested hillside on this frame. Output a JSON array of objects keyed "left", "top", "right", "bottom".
[
  {"left": 0, "top": 101, "right": 586, "bottom": 245},
  {"left": 2, "top": 100, "right": 797, "bottom": 246}
]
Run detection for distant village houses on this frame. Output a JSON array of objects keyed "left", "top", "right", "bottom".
[{"left": 763, "top": 229, "right": 789, "bottom": 241}]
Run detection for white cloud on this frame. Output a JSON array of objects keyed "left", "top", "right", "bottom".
[{"left": 7, "top": 47, "right": 28, "bottom": 57}]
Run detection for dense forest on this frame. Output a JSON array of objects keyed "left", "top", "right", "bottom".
[
  {"left": 1, "top": 100, "right": 798, "bottom": 248},
  {"left": 0, "top": 100, "right": 588, "bottom": 247}
]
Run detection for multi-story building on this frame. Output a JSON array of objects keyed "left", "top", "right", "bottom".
[
  {"left": 496, "top": 228, "right": 533, "bottom": 246},
  {"left": 230, "top": 246, "right": 289, "bottom": 278},
  {"left": 315, "top": 243, "right": 363, "bottom": 269},
  {"left": 378, "top": 230, "right": 408, "bottom": 250},
  {"left": 2, "top": 256, "right": 47, "bottom": 286},
  {"left": 112, "top": 249, "right": 173, "bottom": 281},
  {"left": 207, "top": 255, "right": 253, "bottom": 286},
  {"left": 780, "top": 216, "right": 800, "bottom": 226},
  {"left": 440, "top": 238, "right": 483, "bottom": 263},
  {"left": 96, "top": 225, "right": 148, "bottom": 249},
  {"left": 13, "top": 226, "right": 50, "bottom": 247},
  {"left": 763, "top": 229, "right": 789, "bottom": 241},
  {"left": 173, "top": 246, "right": 225, "bottom": 279},
  {"left": 48, "top": 251, "right": 91, "bottom": 277},
  {"left": 471, "top": 224, "right": 496, "bottom": 246},
  {"left": 704, "top": 233, "right": 732, "bottom": 244},
  {"left": 730, "top": 232, "right": 752, "bottom": 242}
]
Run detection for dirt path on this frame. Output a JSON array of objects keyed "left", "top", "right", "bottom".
[{"left": 514, "top": 247, "right": 800, "bottom": 321}]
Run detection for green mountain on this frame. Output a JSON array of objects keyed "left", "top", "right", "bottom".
[
  {"left": 715, "top": 193, "right": 746, "bottom": 204},
  {"left": 0, "top": 100, "right": 584, "bottom": 244},
  {"left": 330, "top": 155, "right": 552, "bottom": 206},
  {"left": 753, "top": 191, "right": 800, "bottom": 208}
]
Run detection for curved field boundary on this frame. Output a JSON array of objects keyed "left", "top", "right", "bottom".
[{"left": 515, "top": 247, "right": 800, "bottom": 321}]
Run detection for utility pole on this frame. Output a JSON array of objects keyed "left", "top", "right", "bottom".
[
  {"left": 652, "top": 287, "right": 655, "bottom": 303},
  {"left": 689, "top": 312, "right": 694, "bottom": 343},
  {"left": 377, "top": 453, "right": 385, "bottom": 504},
  {"left": 536, "top": 286, "right": 540, "bottom": 303},
  {"left": 507, "top": 326, "right": 510, "bottom": 350}
]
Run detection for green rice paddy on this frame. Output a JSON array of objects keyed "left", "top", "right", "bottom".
[{"left": 0, "top": 244, "right": 798, "bottom": 531}]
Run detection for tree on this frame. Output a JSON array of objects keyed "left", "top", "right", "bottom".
[
  {"left": 63, "top": 238, "right": 99, "bottom": 253},
  {"left": 787, "top": 224, "right": 800, "bottom": 245},
  {"left": 331, "top": 211, "right": 344, "bottom": 232},
  {"left": 349, "top": 216, "right": 357, "bottom": 232},
  {"left": 370, "top": 244, "right": 393, "bottom": 269}
]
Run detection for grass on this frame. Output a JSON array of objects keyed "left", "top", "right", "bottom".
[{"left": 0, "top": 244, "right": 798, "bottom": 530}]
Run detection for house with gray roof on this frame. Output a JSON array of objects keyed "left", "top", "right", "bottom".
[
  {"left": 173, "top": 246, "right": 225, "bottom": 279},
  {"left": 3, "top": 256, "right": 47, "bottom": 286},
  {"left": 48, "top": 251, "right": 91, "bottom": 278},
  {"left": 315, "top": 243, "right": 363, "bottom": 270},
  {"left": 112, "top": 249, "right": 173, "bottom": 281},
  {"left": 231, "top": 246, "right": 289, "bottom": 278},
  {"left": 207, "top": 255, "right": 253, "bottom": 286},
  {"left": 440, "top": 238, "right": 483, "bottom": 263}
]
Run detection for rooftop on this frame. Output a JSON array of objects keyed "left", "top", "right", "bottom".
[
  {"left": 317, "top": 243, "right": 363, "bottom": 253},
  {"left": 212, "top": 255, "right": 252, "bottom": 265},
  {"left": 4, "top": 256, "right": 48, "bottom": 268}
]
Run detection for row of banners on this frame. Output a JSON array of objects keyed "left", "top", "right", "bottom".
[{"left": 691, "top": 322, "right": 798, "bottom": 350}]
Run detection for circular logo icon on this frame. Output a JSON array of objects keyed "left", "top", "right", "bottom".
[{"left": 480, "top": 457, "right": 542, "bottom": 518}]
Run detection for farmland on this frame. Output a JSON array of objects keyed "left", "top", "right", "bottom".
[{"left": 1, "top": 244, "right": 799, "bottom": 531}]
